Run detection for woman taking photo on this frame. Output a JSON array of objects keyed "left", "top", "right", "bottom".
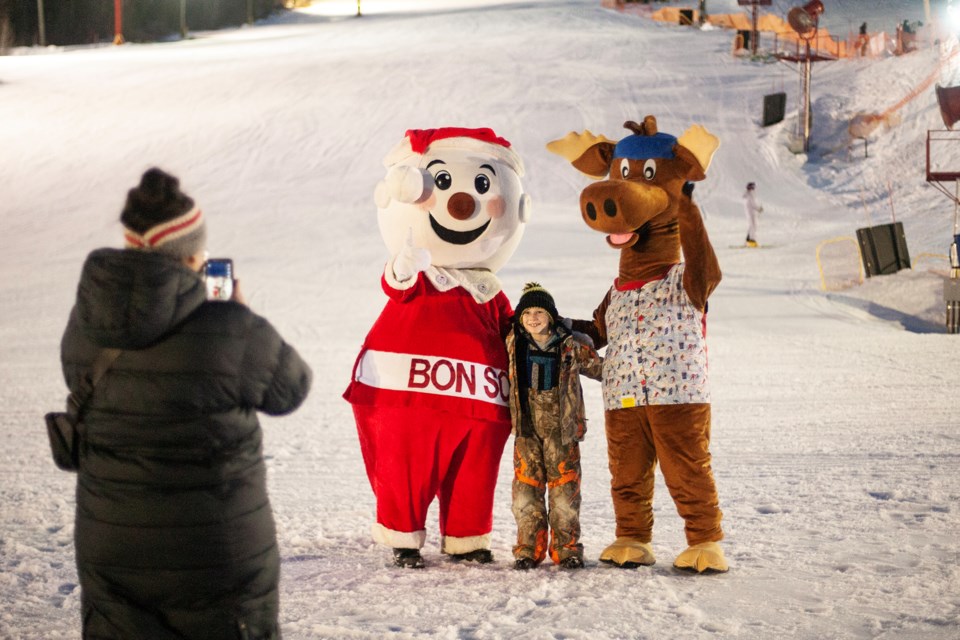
[{"left": 58, "top": 167, "right": 312, "bottom": 639}]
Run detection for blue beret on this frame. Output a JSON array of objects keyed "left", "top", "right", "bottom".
[{"left": 614, "top": 132, "right": 677, "bottom": 160}]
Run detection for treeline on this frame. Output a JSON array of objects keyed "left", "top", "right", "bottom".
[{"left": 1, "top": 0, "right": 286, "bottom": 49}]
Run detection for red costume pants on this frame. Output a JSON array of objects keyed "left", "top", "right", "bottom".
[{"left": 353, "top": 404, "right": 511, "bottom": 553}]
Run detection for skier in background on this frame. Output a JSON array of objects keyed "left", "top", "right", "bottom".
[{"left": 743, "top": 181, "right": 763, "bottom": 247}]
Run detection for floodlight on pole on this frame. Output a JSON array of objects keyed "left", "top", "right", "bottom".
[
  {"left": 786, "top": 0, "right": 823, "bottom": 37},
  {"left": 786, "top": 0, "right": 824, "bottom": 152}
]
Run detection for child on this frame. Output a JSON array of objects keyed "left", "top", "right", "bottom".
[{"left": 506, "top": 283, "right": 602, "bottom": 570}]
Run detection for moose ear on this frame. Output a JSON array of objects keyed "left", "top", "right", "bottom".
[
  {"left": 546, "top": 131, "right": 616, "bottom": 178},
  {"left": 675, "top": 145, "right": 707, "bottom": 182},
  {"left": 572, "top": 142, "right": 616, "bottom": 178},
  {"left": 676, "top": 124, "right": 720, "bottom": 181}
]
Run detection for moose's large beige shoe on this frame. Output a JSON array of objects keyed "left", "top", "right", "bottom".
[
  {"left": 598, "top": 537, "right": 656, "bottom": 568},
  {"left": 673, "top": 541, "right": 729, "bottom": 573}
]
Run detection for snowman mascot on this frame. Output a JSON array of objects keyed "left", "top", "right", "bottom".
[{"left": 344, "top": 127, "right": 531, "bottom": 569}]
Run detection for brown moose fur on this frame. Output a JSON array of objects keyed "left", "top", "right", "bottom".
[
  {"left": 552, "top": 116, "right": 726, "bottom": 565},
  {"left": 568, "top": 118, "right": 719, "bottom": 308}
]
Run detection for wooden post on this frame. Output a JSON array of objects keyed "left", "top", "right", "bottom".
[{"left": 180, "top": 0, "right": 187, "bottom": 38}]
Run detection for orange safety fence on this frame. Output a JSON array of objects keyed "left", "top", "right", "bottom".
[{"left": 602, "top": 2, "right": 942, "bottom": 63}]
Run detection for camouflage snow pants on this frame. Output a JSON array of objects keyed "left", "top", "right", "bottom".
[{"left": 511, "top": 387, "right": 583, "bottom": 564}]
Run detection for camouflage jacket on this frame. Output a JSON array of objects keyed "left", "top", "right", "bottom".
[{"left": 506, "top": 324, "right": 603, "bottom": 445}]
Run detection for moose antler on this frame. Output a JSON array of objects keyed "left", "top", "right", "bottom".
[
  {"left": 546, "top": 130, "right": 616, "bottom": 163},
  {"left": 677, "top": 124, "right": 720, "bottom": 173},
  {"left": 623, "top": 115, "right": 658, "bottom": 136}
]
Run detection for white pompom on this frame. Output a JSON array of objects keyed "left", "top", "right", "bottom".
[{"left": 386, "top": 165, "right": 427, "bottom": 204}]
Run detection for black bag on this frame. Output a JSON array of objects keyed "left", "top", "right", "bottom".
[
  {"left": 45, "top": 348, "right": 122, "bottom": 472},
  {"left": 45, "top": 403, "right": 82, "bottom": 471}
]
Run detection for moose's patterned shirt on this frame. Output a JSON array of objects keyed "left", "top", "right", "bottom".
[{"left": 602, "top": 263, "right": 709, "bottom": 410}]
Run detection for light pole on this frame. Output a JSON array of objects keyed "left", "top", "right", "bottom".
[
  {"left": 736, "top": 1, "right": 772, "bottom": 57},
  {"left": 180, "top": 0, "right": 187, "bottom": 38},
  {"left": 785, "top": 0, "right": 825, "bottom": 152},
  {"left": 36, "top": 0, "right": 45, "bottom": 46},
  {"left": 113, "top": 0, "right": 124, "bottom": 44}
]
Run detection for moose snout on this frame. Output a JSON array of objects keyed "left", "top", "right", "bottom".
[
  {"left": 584, "top": 198, "right": 619, "bottom": 221},
  {"left": 580, "top": 181, "right": 669, "bottom": 232}
]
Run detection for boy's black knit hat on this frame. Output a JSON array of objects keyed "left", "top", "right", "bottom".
[{"left": 515, "top": 282, "right": 558, "bottom": 322}]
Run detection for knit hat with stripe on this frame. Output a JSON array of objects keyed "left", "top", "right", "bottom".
[
  {"left": 515, "top": 282, "right": 559, "bottom": 323},
  {"left": 121, "top": 168, "right": 206, "bottom": 259}
]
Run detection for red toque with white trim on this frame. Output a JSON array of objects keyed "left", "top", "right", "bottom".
[{"left": 383, "top": 126, "right": 524, "bottom": 176}]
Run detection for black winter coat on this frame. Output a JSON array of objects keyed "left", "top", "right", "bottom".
[{"left": 60, "top": 248, "right": 312, "bottom": 639}]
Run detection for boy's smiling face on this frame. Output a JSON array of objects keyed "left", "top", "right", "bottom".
[{"left": 520, "top": 307, "right": 553, "bottom": 339}]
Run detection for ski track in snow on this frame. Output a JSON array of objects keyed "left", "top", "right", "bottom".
[{"left": 2, "top": 1, "right": 959, "bottom": 638}]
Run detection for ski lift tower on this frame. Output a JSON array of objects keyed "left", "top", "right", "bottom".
[
  {"left": 776, "top": 0, "right": 832, "bottom": 153},
  {"left": 926, "top": 129, "right": 960, "bottom": 333}
]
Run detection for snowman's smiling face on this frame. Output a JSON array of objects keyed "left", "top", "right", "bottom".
[
  {"left": 377, "top": 146, "right": 527, "bottom": 272},
  {"left": 424, "top": 157, "right": 497, "bottom": 244}
]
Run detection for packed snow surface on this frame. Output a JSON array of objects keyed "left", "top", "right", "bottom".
[{"left": 1, "top": 1, "right": 958, "bottom": 638}]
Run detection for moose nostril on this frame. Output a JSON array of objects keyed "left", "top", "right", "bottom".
[
  {"left": 585, "top": 202, "right": 597, "bottom": 221},
  {"left": 447, "top": 192, "right": 477, "bottom": 220},
  {"left": 603, "top": 198, "right": 617, "bottom": 217}
]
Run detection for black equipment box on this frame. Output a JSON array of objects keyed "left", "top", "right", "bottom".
[{"left": 856, "top": 222, "right": 911, "bottom": 277}]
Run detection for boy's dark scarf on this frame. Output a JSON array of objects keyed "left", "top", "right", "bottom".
[{"left": 514, "top": 320, "right": 571, "bottom": 427}]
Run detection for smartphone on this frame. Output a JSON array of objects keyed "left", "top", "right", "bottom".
[{"left": 203, "top": 258, "right": 234, "bottom": 301}]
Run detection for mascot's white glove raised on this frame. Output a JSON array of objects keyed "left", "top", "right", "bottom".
[{"left": 392, "top": 228, "right": 431, "bottom": 282}]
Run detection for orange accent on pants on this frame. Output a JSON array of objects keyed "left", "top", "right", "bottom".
[
  {"left": 515, "top": 453, "right": 543, "bottom": 490},
  {"left": 605, "top": 404, "right": 723, "bottom": 546},
  {"left": 548, "top": 461, "right": 579, "bottom": 489}
]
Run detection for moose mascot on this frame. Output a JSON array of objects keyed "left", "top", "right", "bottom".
[
  {"left": 344, "top": 127, "right": 531, "bottom": 569},
  {"left": 547, "top": 115, "right": 728, "bottom": 573}
]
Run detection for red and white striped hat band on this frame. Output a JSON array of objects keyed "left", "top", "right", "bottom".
[{"left": 123, "top": 206, "right": 204, "bottom": 250}]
